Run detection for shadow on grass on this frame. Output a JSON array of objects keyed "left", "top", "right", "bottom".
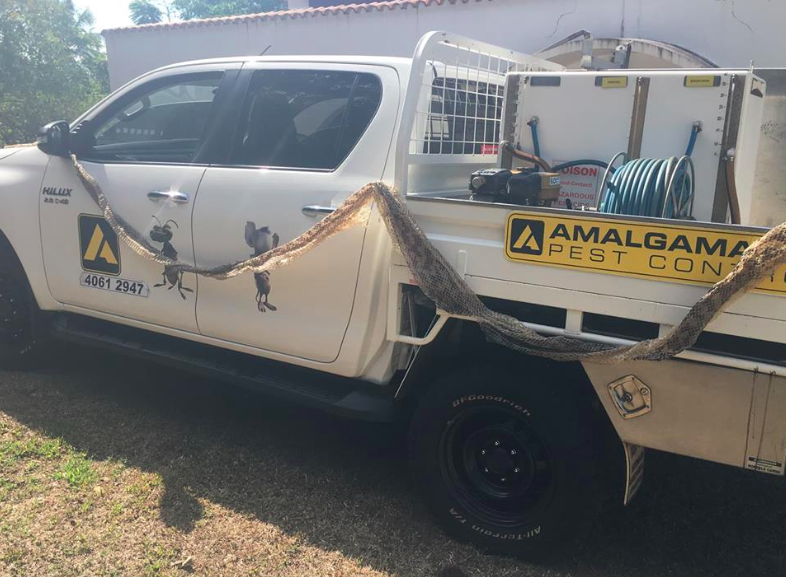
[{"left": 1, "top": 344, "right": 785, "bottom": 577}]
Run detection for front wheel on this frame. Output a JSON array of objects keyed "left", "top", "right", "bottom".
[{"left": 408, "top": 363, "right": 613, "bottom": 557}]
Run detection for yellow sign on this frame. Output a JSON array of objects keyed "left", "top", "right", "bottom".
[
  {"left": 79, "top": 214, "right": 121, "bottom": 275},
  {"left": 505, "top": 212, "right": 786, "bottom": 295},
  {"left": 684, "top": 75, "right": 719, "bottom": 88},
  {"left": 84, "top": 225, "right": 119, "bottom": 265},
  {"left": 599, "top": 77, "right": 628, "bottom": 89},
  {"left": 511, "top": 225, "right": 541, "bottom": 252}
]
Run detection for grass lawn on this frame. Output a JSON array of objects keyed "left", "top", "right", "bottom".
[{"left": 1, "top": 345, "right": 785, "bottom": 576}]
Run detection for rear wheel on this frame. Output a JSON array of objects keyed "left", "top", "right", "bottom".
[
  {"left": 408, "top": 362, "right": 613, "bottom": 557},
  {"left": 0, "top": 247, "right": 38, "bottom": 365}
]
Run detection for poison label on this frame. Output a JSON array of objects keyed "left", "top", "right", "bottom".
[{"left": 552, "top": 160, "right": 601, "bottom": 209}]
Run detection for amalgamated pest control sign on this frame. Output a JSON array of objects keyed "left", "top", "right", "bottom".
[
  {"left": 79, "top": 214, "right": 121, "bottom": 276},
  {"left": 505, "top": 212, "right": 786, "bottom": 295}
]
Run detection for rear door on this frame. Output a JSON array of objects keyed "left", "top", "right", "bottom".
[
  {"left": 192, "top": 63, "right": 399, "bottom": 362},
  {"left": 39, "top": 64, "right": 239, "bottom": 332}
]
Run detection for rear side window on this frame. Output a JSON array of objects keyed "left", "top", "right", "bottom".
[
  {"left": 231, "top": 70, "right": 382, "bottom": 170},
  {"left": 83, "top": 73, "right": 224, "bottom": 164}
]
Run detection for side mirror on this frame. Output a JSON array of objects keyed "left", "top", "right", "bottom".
[{"left": 37, "top": 121, "right": 71, "bottom": 158}]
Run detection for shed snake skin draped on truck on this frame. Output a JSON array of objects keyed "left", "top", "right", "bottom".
[{"left": 71, "top": 155, "right": 786, "bottom": 364}]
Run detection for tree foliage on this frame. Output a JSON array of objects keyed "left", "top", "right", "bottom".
[
  {"left": 130, "top": 0, "right": 286, "bottom": 25},
  {"left": 129, "top": 0, "right": 164, "bottom": 24},
  {"left": 174, "top": 0, "right": 287, "bottom": 19},
  {"left": 0, "top": 0, "right": 108, "bottom": 146}
]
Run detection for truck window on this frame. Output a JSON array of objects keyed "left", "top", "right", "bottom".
[
  {"left": 80, "top": 73, "right": 224, "bottom": 164},
  {"left": 425, "top": 77, "right": 502, "bottom": 155},
  {"left": 231, "top": 70, "right": 382, "bottom": 170}
]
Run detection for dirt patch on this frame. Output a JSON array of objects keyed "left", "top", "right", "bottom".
[{"left": 1, "top": 345, "right": 785, "bottom": 576}]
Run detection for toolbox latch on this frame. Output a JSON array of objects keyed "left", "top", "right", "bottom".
[{"left": 608, "top": 375, "right": 652, "bottom": 419}]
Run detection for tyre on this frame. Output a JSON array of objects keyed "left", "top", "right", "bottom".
[
  {"left": 408, "top": 361, "right": 612, "bottom": 557},
  {"left": 0, "top": 246, "right": 38, "bottom": 366}
]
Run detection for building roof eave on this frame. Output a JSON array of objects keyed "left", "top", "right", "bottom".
[{"left": 102, "top": 0, "right": 495, "bottom": 35}]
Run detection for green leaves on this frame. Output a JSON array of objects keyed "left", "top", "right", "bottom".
[
  {"left": 173, "top": 0, "right": 287, "bottom": 20},
  {"left": 0, "top": 0, "right": 108, "bottom": 146},
  {"left": 0, "top": 0, "right": 288, "bottom": 146},
  {"left": 128, "top": 0, "right": 287, "bottom": 25},
  {"left": 130, "top": 0, "right": 165, "bottom": 25}
]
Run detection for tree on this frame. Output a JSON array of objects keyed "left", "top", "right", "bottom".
[
  {"left": 173, "top": 1, "right": 286, "bottom": 20},
  {"left": 130, "top": 0, "right": 164, "bottom": 24},
  {"left": 0, "top": 0, "right": 109, "bottom": 146},
  {"left": 129, "top": 0, "right": 286, "bottom": 25}
]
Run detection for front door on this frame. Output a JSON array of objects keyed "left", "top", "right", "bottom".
[
  {"left": 39, "top": 66, "right": 236, "bottom": 333},
  {"left": 192, "top": 64, "right": 398, "bottom": 362}
]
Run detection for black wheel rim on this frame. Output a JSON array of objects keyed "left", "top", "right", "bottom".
[
  {"left": 0, "top": 273, "right": 29, "bottom": 348},
  {"left": 440, "top": 405, "right": 554, "bottom": 527}
]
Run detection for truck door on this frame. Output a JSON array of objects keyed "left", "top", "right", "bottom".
[
  {"left": 39, "top": 65, "right": 238, "bottom": 333},
  {"left": 191, "top": 64, "right": 398, "bottom": 362}
]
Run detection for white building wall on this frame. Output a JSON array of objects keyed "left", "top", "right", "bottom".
[{"left": 104, "top": 0, "right": 786, "bottom": 89}]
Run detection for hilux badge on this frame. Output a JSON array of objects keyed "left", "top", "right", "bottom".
[{"left": 42, "top": 187, "right": 72, "bottom": 197}]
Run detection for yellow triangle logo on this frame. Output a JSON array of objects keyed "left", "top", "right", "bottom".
[
  {"left": 83, "top": 224, "right": 118, "bottom": 265},
  {"left": 512, "top": 225, "right": 540, "bottom": 252}
]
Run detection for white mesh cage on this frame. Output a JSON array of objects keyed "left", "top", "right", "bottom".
[{"left": 395, "top": 31, "right": 564, "bottom": 193}]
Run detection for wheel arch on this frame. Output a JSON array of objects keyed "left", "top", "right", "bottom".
[
  {"left": 397, "top": 314, "right": 626, "bottom": 497},
  {"left": 0, "top": 228, "right": 22, "bottom": 265},
  {"left": 398, "top": 316, "right": 601, "bottom": 410},
  {"left": 0, "top": 225, "right": 56, "bottom": 312}
]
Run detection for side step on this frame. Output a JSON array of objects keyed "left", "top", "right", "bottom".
[{"left": 50, "top": 314, "right": 398, "bottom": 422}]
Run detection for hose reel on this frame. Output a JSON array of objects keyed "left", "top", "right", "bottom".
[
  {"left": 597, "top": 122, "right": 701, "bottom": 219},
  {"left": 598, "top": 153, "right": 696, "bottom": 219},
  {"left": 505, "top": 119, "right": 702, "bottom": 219}
]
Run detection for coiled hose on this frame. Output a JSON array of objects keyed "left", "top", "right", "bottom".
[
  {"left": 599, "top": 123, "right": 701, "bottom": 219},
  {"left": 599, "top": 153, "right": 696, "bottom": 218}
]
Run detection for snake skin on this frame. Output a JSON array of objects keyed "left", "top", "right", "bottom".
[{"left": 72, "top": 156, "right": 786, "bottom": 364}]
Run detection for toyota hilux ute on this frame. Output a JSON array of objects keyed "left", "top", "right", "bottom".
[{"left": 2, "top": 32, "right": 786, "bottom": 556}]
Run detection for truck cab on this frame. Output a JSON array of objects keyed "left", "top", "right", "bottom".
[{"left": 31, "top": 56, "right": 411, "bottom": 380}]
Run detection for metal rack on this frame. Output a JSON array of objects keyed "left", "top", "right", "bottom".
[{"left": 394, "top": 31, "right": 562, "bottom": 194}]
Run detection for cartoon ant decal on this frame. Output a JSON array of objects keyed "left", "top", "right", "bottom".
[
  {"left": 245, "top": 221, "right": 279, "bottom": 312},
  {"left": 149, "top": 216, "right": 193, "bottom": 300}
]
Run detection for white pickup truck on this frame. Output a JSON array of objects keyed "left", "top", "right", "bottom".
[{"left": 2, "top": 32, "right": 786, "bottom": 556}]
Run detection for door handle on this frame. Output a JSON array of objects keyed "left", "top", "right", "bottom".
[
  {"left": 302, "top": 205, "right": 336, "bottom": 217},
  {"left": 147, "top": 190, "right": 189, "bottom": 203}
]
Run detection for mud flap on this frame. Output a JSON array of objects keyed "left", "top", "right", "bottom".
[{"left": 623, "top": 442, "right": 645, "bottom": 505}]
